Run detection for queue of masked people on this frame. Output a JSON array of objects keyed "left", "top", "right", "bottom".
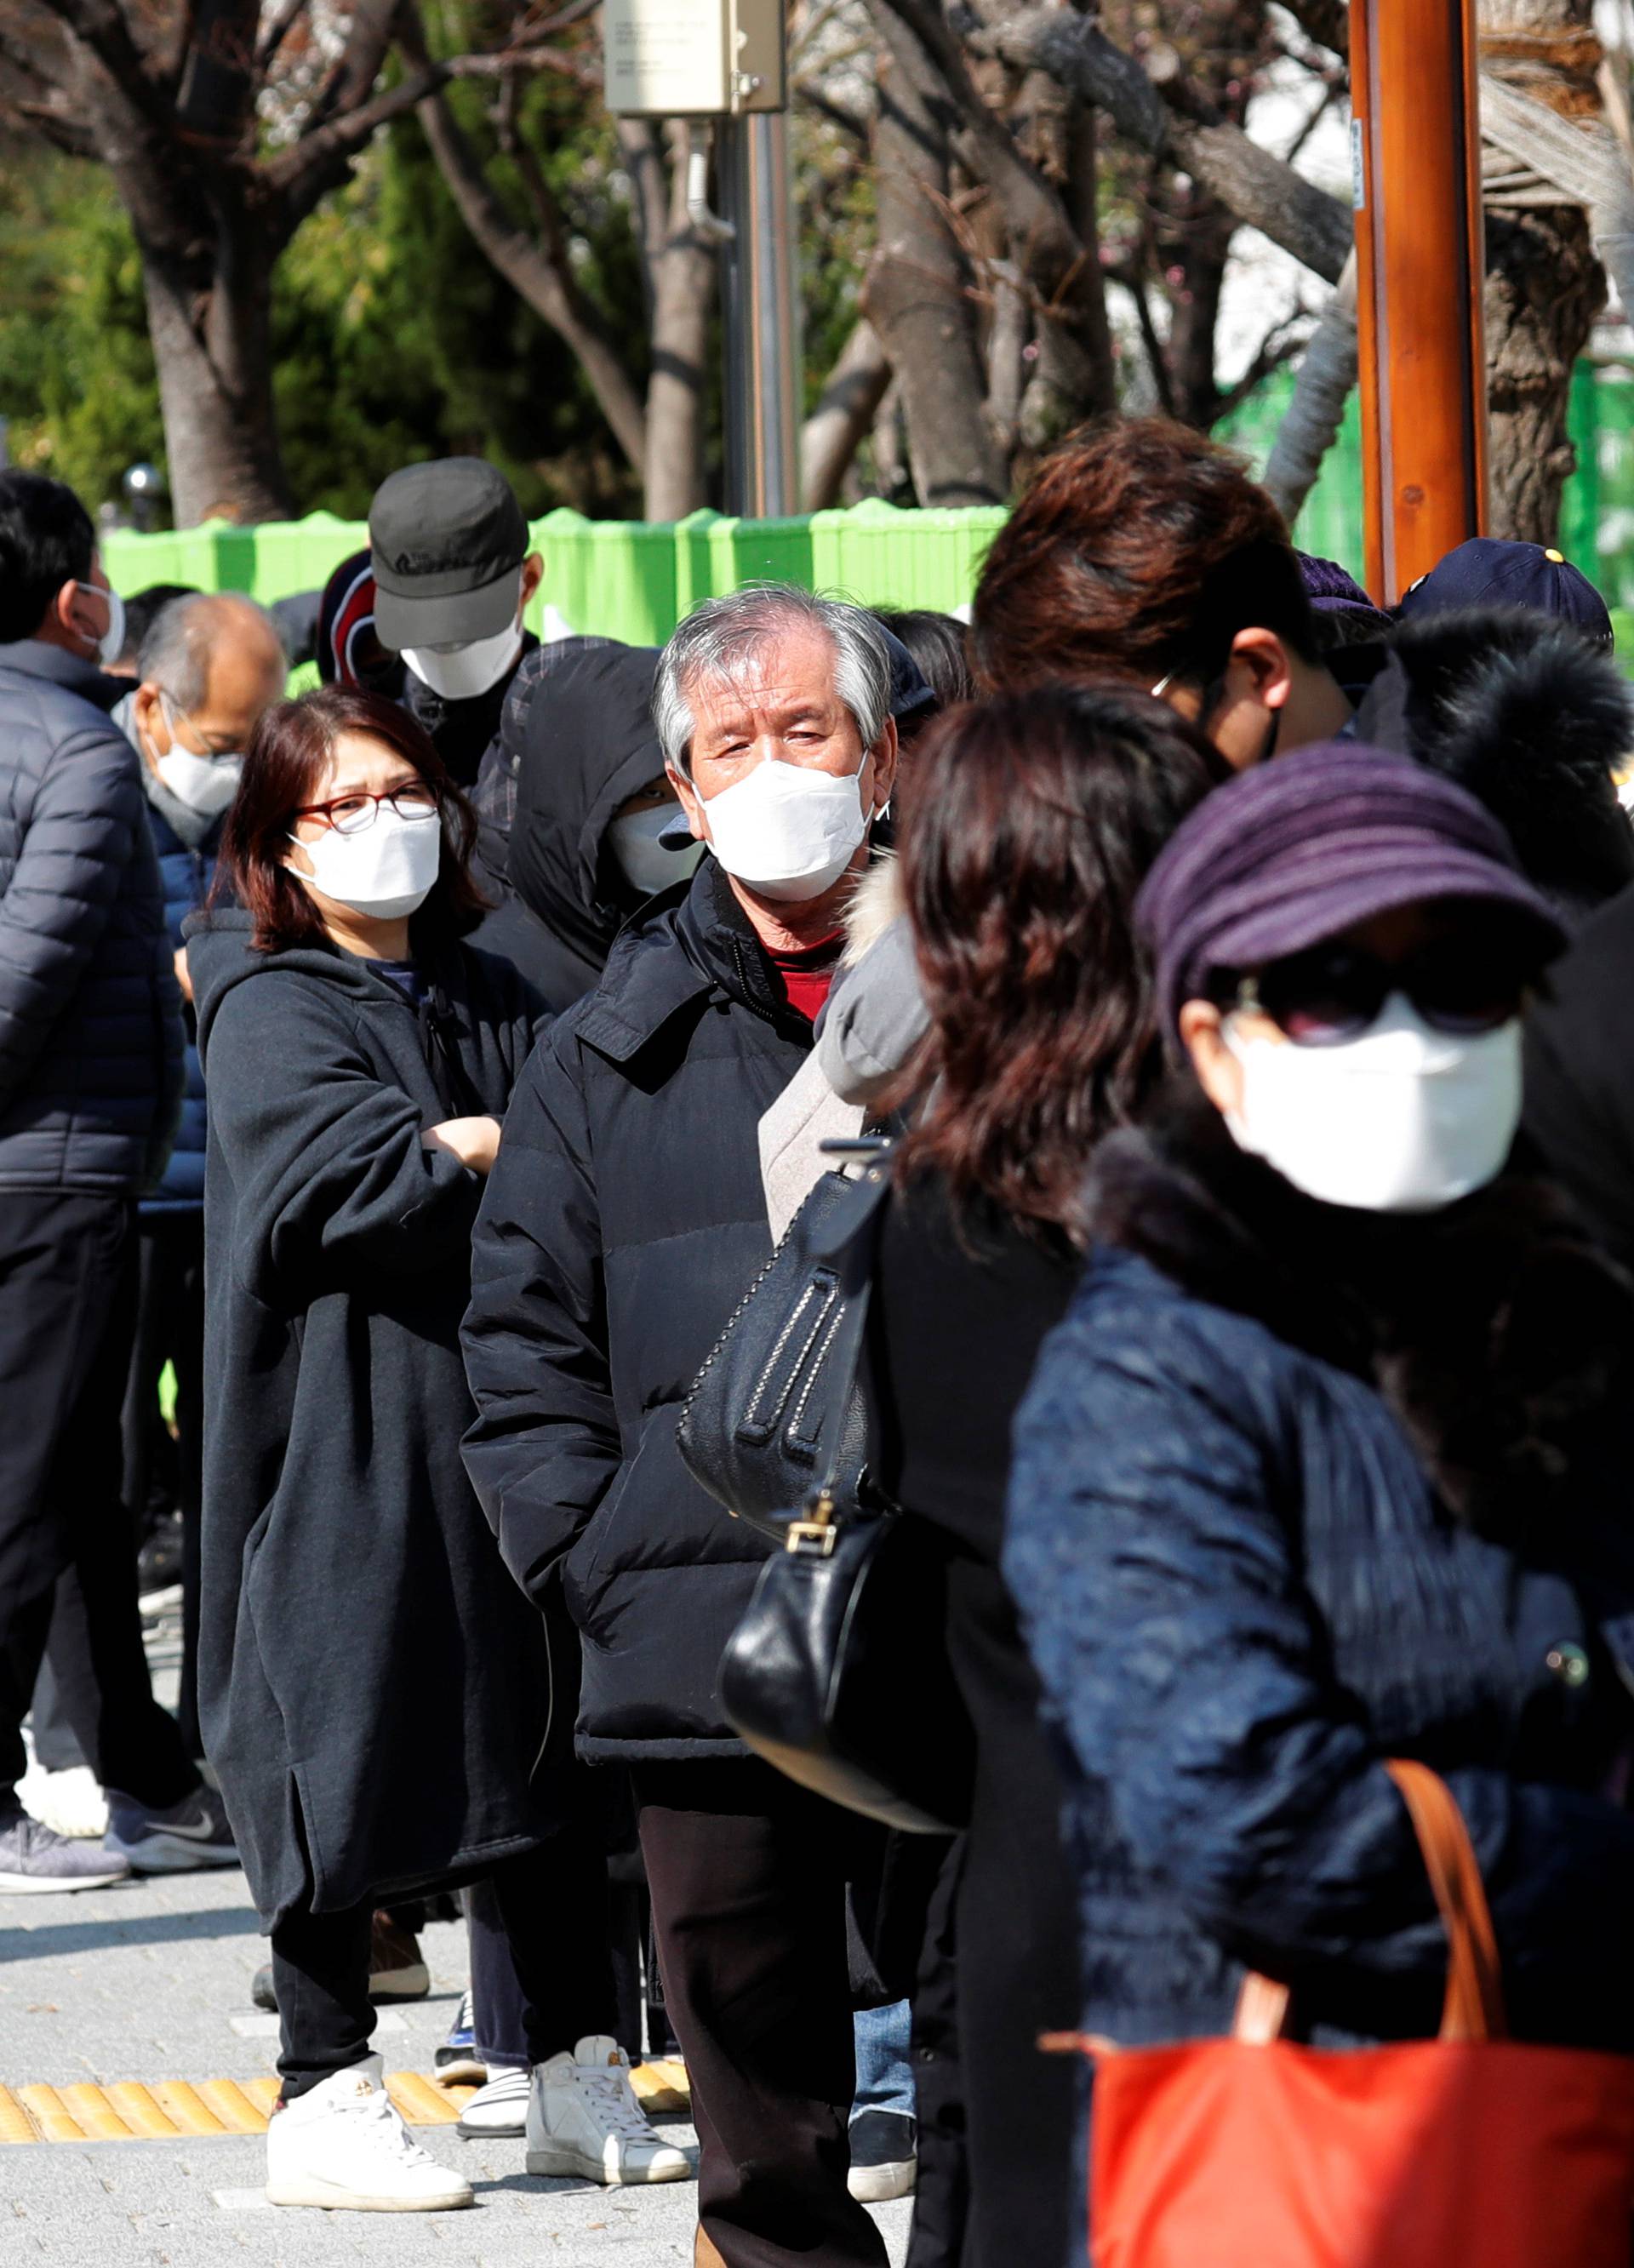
[{"left": 6, "top": 412, "right": 1634, "bottom": 2267}]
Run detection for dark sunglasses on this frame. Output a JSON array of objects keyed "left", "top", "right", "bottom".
[{"left": 1226, "top": 935, "right": 1532, "bottom": 1047}]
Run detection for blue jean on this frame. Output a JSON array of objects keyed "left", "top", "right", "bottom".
[{"left": 852, "top": 1998, "right": 915, "bottom": 2122}]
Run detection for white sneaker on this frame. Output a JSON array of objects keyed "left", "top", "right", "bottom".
[
  {"left": 265, "top": 2054, "right": 474, "bottom": 2212},
  {"left": 456, "top": 2064, "right": 529, "bottom": 2137},
  {"left": 524, "top": 2035, "right": 695, "bottom": 2185},
  {"left": 18, "top": 1763, "right": 109, "bottom": 1841}
]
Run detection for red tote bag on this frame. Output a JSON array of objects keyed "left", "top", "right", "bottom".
[{"left": 1059, "top": 1762, "right": 1634, "bottom": 2268}]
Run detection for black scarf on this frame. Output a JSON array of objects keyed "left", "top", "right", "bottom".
[{"left": 1085, "top": 1083, "right": 1634, "bottom": 1552}]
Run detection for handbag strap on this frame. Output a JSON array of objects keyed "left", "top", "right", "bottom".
[
  {"left": 1384, "top": 1758, "right": 1507, "bottom": 2042},
  {"left": 1232, "top": 1758, "right": 1507, "bottom": 2047},
  {"left": 781, "top": 1152, "right": 891, "bottom": 1551}
]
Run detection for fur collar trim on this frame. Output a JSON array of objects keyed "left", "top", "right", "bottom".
[{"left": 1086, "top": 1086, "right": 1634, "bottom": 1548}]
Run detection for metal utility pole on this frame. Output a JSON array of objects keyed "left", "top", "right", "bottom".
[
  {"left": 603, "top": 0, "right": 796, "bottom": 519},
  {"left": 719, "top": 113, "right": 801, "bottom": 519},
  {"left": 1351, "top": 0, "right": 1488, "bottom": 603}
]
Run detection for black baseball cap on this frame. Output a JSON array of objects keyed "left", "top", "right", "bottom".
[
  {"left": 1397, "top": 537, "right": 1614, "bottom": 648},
  {"left": 369, "top": 458, "right": 529, "bottom": 652}
]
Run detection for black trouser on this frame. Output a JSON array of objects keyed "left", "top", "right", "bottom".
[
  {"left": 0, "top": 1193, "right": 195, "bottom": 1812},
  {"left": 33, "top": 1207, "right": 208, "bottom": 1773},
  {"left": 121, "top": 1211, "right": 204, "bottom": 1753},
  {"left": 464, "top": 1815, "right": 615, "bottom": 2070},
  {"left": 633, "top": 1758, "right": 891, "bottom": 2268},
  {"left": 275, "top": 1836, "right": 620, "bottom": 2099}
]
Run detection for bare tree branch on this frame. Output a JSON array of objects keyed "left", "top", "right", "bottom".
[
  {"left": 0, "top": 92, "right": 96, "bottom": 154},
  {"left": 1277, "top": 0, "right": 1348, "bottom": 64},
  {"left": 300, "top": 0, "right": 400, "bottom": 135},
  {"left": 41, "top": 0, "right": 177, "bottom": 138},
  {"left": 968, "top": 5, "right": 1353, "bottom": 283},
  {"left": 416, "top": 87, "right": 648, "bottom": 470},
  {"left": 268, "top": 65, "right": 451, "bottom": 226},
  {"left": 254, "top": 0, "right": 309, "bottom": 74}
]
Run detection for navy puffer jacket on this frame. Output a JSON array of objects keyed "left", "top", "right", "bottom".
[
  {"left": 0, "top": 643, "right": 182, "bottom": 1192},
  {"left": 141, "top": 797, "right": 220, "bottom": 1214},
  {"left": 1005, "top": 1096, "right": 1634, "bottom": 2058}
]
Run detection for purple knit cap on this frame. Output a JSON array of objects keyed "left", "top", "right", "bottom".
[
  {"left": 1136, "top": 741, "right": 1567, "bottom": 1030},
  {"left": 1296, "top": 551, "right": 1375, "bottom": 614}
]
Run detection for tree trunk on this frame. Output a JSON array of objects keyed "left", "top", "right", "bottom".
[
  {"left": 1262, "top": 254, "right": 1357, "bottom": 524},
  {"left": 1483, "top": 203, "right": 1602, "bottom": 540},
  {"left": 803, "top": 322, "right": 893, "bottom": 508},
  {"left": 643, "top": 154, "right": 714, "bottom": 518},
  {"left": 863, "top": 23, "right": 1008, "bottom": 505},
  {"left": 74, "top": 45, "right": 293, "bottom": 525}
]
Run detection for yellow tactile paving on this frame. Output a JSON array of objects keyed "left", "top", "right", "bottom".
[
  {"left": 104, "top": 2083, "right": 182, "bottom": 2140},
  {"left": 0, "top": 2073, "right": 483, "bottom": 2142},
  {"left": 0, "top": 2087, "right": 37, "bottom": 2144},
  {"left": 385, "top": 2071, "right": 462, "bottom": 2125},
  {"left": 15, "top": 2087, "right": 83, "bottom": 2142}
]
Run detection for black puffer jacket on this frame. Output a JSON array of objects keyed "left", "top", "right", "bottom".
[
  {"left": 462, "top": 855, "right": 812, "bottom": 1759},
  {"left": 0, "top": 640, "right": 183, "bottom": 1192}
]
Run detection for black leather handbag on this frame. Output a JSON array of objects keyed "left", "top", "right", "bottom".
[
  {"left": 683, "top": 1149, "right": 973, "bottom": 1836},
  {"left": 677, "top": 1159, "right": 881, "bottom": 1540}
]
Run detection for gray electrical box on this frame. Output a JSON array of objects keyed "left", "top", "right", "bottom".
[{"left": 603, "top": 0, "right": 786, "bottom": 115}]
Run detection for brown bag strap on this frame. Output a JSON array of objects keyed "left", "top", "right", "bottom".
[
  {"left": 1383, "top": 1758, "right": 1507, "bottom": 2042},
  {"left": 1232, "top": 1758, "right": 1507, "bottom": 2045}
]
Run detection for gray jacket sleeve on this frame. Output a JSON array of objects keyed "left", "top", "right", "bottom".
[
  {"left": 0, "top": 711, "right": 149, "bottom": 1112},
  {"left": 813, "top": 915, "right": 929, "bottom": 1107}
]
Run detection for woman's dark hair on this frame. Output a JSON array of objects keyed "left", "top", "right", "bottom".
[
  {"left": 873, "top": 608, "right": 975, "bottom": 711},
  {"left": 894, "top": 685, "right": 1227, "bottom": 1232},
  {"left": 215, "top": 686, "right": 487, "bottom": 953},
  {"left": 971, "top": 415, "right": 1318, "bottom": 699}
]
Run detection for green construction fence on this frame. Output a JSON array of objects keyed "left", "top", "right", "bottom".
[{"left": 97, "top": 364, "right": 1634, "bottom": 656}]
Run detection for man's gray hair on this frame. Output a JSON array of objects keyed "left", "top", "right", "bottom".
[
  {"left": 654, "top": 585, "right": 894, "bottom": 773},
  {"left": 138, "top": 591, "right": 280, "bottom": 712}
]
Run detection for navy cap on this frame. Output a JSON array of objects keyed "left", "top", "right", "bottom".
[{"left": 1397, "top": 538, "right": 1614, "bottom": 649}]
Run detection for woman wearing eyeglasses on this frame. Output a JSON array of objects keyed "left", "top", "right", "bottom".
[
  {"left": 1004, "top": 746, "right": 1634, "bottom": 2172},
  {"left": 187, "top": 688, "right": 660, "bottom": 2213}
]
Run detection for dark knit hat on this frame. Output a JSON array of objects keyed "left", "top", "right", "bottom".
[{"left": 1136, "top": 742, "right": 1567, "bottom": 1030}]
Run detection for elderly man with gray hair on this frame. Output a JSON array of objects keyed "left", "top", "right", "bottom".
[
  {"left": 100, "top": 593, "right": 285, "bottom": 1759},
  {"left": 463, "top": 585, "right": 897, "bottom": 2263}
]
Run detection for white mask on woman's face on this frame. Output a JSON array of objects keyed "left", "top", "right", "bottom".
[
  {"left": 607, "top": 804, "right": 703, "bottom": 899},
  {"left": 697, "top": 755, "right": 873, "bottom": 902},
  {"left": 400, "top": 617, "right": 523, "bottom": 702},
  {"left": 1221, "top": 993, "right": 1523, "bottom": 1214},
  {"left": 290, "top": 807, "right": 443, "bottom": 920}
]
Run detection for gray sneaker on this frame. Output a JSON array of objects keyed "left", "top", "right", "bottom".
[
  {"left": 0, "top": 1805, "right": 131, "bottom": 1894},
  {"left": 104, "top": 1783, "right": 238, "bottom": 1874}
]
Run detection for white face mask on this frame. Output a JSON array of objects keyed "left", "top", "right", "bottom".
[
  {"left": 157, "top": 745, "right": 243, "bottom": 818},
  {"left": 151, "top": 695, "right": 243, "bottom": 817},
  {"left": 697, "top": 755, "right": 873, "bottom": 903},
  {"left": 607, "top": 804, "right": 703, "bottom": 899},
  {"left": 400, "top": 617, "right": 523, "bottom": 702},
  {"left": 290, "top": 807, "right": 443, "bottom": 921},
  {"left": 1221, "top": 993, "right": 1523, "bottom": 1214},
  {"left": 77, "top": 582, "right": 126, "bottom": 669}
]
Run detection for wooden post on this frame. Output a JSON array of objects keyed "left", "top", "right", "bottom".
[{"left": 1351, "top": 0, "right": 1488, "bottom": 603}]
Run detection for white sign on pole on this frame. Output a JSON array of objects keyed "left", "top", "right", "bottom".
[{"left": 603, "top": 0, "right": 786, "bottom": 115}]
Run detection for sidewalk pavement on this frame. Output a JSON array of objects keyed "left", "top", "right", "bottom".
[{"left": 1, "top": 1606, "right": 912, "bottom": 2268}]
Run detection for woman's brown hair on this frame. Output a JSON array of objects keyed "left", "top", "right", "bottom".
[
  {"left": 214, "top": 686, "right": 488, "bottom": 953},
  {"left": 893, "top": 685, "right": 1226, "bottom": 1233},
  {"left": 971, "top": 414, "right": 1317, "bottom": 699}
]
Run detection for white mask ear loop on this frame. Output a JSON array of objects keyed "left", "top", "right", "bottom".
[{"left": 1151, "top": 672, "right": 1174, "bottom": 699}]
